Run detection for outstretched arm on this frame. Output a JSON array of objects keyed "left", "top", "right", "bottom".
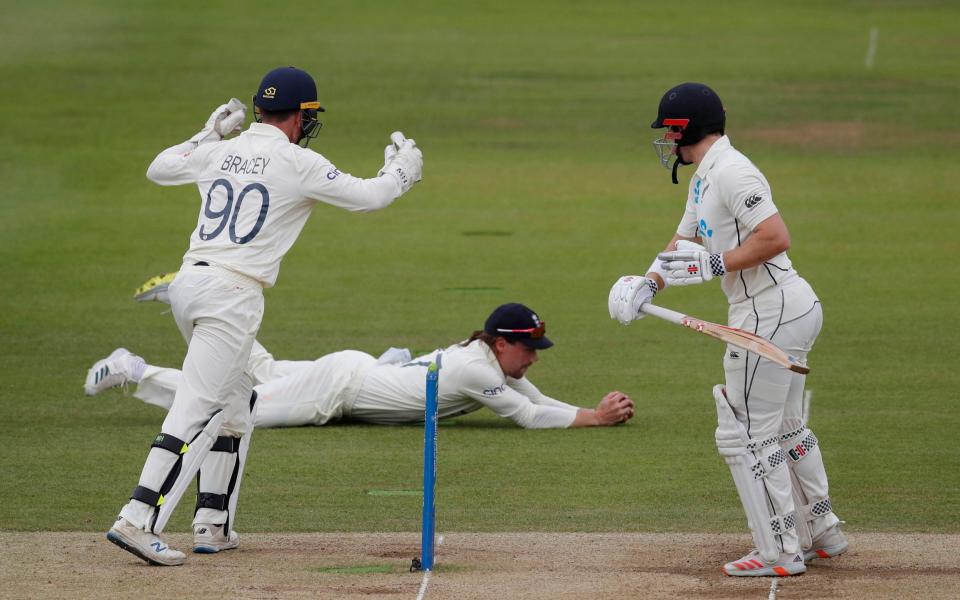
[
  {"left": 570, "top": 391, "right": 634, "bottom": 427},
  {"left": 500, "top": 377, "right": 634, "bottom": 428}
]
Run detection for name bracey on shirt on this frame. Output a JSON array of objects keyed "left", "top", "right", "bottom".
[{"left": 220, "top": 155, "right": 270, "bottom": 175}]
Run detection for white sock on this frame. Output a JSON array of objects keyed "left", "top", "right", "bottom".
[{"left": 125, "top": 354, "right": 148, "bottom": 382}]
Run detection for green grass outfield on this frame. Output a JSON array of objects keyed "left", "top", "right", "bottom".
[{"left": 1, "top": 1, "right": 958, "bottom": 536}]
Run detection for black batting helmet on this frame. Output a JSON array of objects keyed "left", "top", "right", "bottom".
[{"left": 651, "top": 82, "right": 725, "bottom": 147}]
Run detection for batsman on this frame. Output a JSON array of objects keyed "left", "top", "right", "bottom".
[{"left": 608, "top": 83, "right": 847, "bottom": 576}]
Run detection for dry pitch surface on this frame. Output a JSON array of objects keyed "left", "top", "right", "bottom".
[{"left": 2, "top": 532, "right": 959, "bottom": 599}]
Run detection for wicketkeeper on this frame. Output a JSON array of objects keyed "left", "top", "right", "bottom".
[
  {"left": 608, "top": 83, "right": 846, "bottom": 577},
  {"left": 107, "top": 66, "right": 423, "bottom": 566}
]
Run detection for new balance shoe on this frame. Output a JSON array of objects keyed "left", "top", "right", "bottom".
[
  {"left": 723, "top": 550, "right": 806, "bottom": 577},
  {"left": 134, "top": 272, "right": 177, "bottom": 304},
  {"left": 84, "top": 348, "right": 145, "bottom": 396},
  {"left": 193, "top": 523, "right": 240, "bottom": 553},
  {"left": 106, "top": 517, "right": 186, "bottom": 566},
  {"left": 804, "top": 524, "right": 848, "bottom": 561}
]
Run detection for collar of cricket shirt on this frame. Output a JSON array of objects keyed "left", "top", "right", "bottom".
[
  {"left": 474, "top": 338, "right": 507, "bottom": 380},
  {"left": 695, "top": 134, "right": 731, "bottom": 179},
  {"left": 247, "top": 121, "right": 293, "bottom": 140}
]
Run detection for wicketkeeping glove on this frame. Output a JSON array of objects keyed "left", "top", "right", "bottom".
[
  {"left": 378, "top": 130, "right": 423, "bottom": 193},
  {"left": 657, "top": 240, "right": 726, "bottom": 286},
  {"left": 608, "top": 275, "right": 658, "bottom": 325},
  {"left": 189, "top": 98, "right": 247, "bottom": 145}
]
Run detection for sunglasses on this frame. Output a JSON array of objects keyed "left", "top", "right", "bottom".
[{"left": 496, "top": 321, "right": 547, "bottom": 339}]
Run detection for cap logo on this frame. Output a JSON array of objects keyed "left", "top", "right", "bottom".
[{"left": 263, "top": 86, "right": 276, "bottom": 99}]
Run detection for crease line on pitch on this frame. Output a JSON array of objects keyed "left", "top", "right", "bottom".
[{"left": 415, "top": 534, "right": 443, "bottom": 600}]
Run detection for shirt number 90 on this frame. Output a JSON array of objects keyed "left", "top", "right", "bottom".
[{"left": 199, "top": 179, "right": 269, "bottom": 244}]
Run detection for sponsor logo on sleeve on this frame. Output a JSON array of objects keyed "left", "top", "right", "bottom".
[
  {"left": 326, "top": 168, "right": 341, "bottom": 180},
  {"left": 745, "top": 194, "right": 765, "bottom": 209},
  {"left": 483, "top": 384, "right": 506, "bottom": 396}
]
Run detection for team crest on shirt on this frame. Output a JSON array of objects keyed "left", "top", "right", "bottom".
[
  {"left": 698, "top": 218, "right": 713, "bottom": 238},
  {"left": 745, "top": 194, "right": 765, "bottom": 209}
]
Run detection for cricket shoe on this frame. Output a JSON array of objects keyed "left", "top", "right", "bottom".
[
  {"left": 106, "top": 517, "right": 185, "bottom": 566},
  {"left": 804, "top": 524, "right": 848, "bottom": 561},
  {"left": 723, "top": 550, "right": 806, "bottom": 577},
  {"left": 193, "top": 523, "right": 240, "bottom": 553},
  {"left": 134, "top": 271, "right": 177, "bottom": 304},
  {"left": 84, "top": 348, "right": 145, "bottom": 396}
]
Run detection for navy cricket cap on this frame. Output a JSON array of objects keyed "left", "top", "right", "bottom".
[
  {"left": 484, "top": 303, "right": 554, "bottom": 350},
  {"left": 254, "top": 66, "right": 325, "bottom": 113}
]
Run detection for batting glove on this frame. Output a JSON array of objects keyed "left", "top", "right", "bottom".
[
  {"left": 657, "top": 240, "right": 726, "bottom": 286},
  {"left": 189, "top": 98, "right": 247, "bottom": 145},
  {"left": 608, "top": 275, "right": 658, "bottom": 325}
]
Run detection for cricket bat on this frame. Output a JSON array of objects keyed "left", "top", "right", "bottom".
[{"left": 640, "top": 303, "right": 810, "bottom": 374}]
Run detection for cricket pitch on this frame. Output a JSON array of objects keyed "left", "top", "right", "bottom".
[{"left": 2, "top": 532, "right": 958, "bottom": 599}]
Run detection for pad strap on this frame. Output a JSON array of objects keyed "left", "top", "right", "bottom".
[
  {"left": 131, "top": 485, "right": 163, "bottom": 507},
  {"left": 151, "top": 432, "right": 189, "bottom": 455},
  {"left": 785, "top": 431, "right": 819, "bottom": 462},
  {"left": 746, "top": 434, "right": 782, "bottom": 452},
  {"left": 797, "top": 496, "right": 833, "bottom": 521},
  {"left": 770, "top": 510, "right": 798, "bottom": 535},
  {"left": 211, "top": 436, "right": 241, "bottom": 453},
  {"left": 750, "top": 448, "right": 787, "bottom": 480},
  {"left": 196, "top": 492, "right": 229, "bottom": 511}
]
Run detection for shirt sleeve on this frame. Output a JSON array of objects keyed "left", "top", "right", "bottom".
[
  {"left": 507, "top": 377, "right": 580, "bottom": 410},
  {"left": 676, "top": 182, "right": 700, "bottom": 238},
  {"left": 297, "top": 150, "right": 403, "bottom": 212},
  {"left": 146, "top": 141, "right": 209, "bottom": 185},
  {"left": 458, "top": 363, "right": 578, "bottom": 429},
  {"left": 721, "top": 163, "right": 778, "bottom": 231}
]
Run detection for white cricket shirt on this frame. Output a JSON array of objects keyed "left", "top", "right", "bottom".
[
  {"left": 147, "top": 123, "right": 403, "bottom": 287},
  {"left": 676, "top": 136, "right": 799, "bottom": 305},
  {"left": 352, "top": 340, "right": 580, "bottom": 428}
]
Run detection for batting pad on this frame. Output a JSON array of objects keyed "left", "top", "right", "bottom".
[
  {"left": 153, "top": 410, "right": 225, "bottom": 533},
  {"left": 713, "top": 385, "right": 796, "bottom": 562}
]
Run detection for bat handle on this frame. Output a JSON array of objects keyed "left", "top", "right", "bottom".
[{"left": 639, "top": 302, "right": 685, "bottom": 325}]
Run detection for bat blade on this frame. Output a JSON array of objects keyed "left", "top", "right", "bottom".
[{"left": 639, "top": 303, "right": 810, "bottom": 374}]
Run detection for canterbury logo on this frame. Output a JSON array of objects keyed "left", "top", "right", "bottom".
[
  {"left": 263, "top": 86, "right": 276, "bottom": 99},
  {"left": 745, "top": 194, "right": 764, "bottom": 209}
]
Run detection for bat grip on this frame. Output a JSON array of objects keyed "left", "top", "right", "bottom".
[{"left": 639, "top": 303, "right": 686, "bottom": 325}]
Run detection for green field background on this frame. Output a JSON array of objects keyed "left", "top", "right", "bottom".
[{"left": 1, "top": 1, "right": 958, "bottom": 535}]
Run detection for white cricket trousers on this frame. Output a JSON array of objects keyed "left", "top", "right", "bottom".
[
  {"left": 119, "top": 265, "right": 263, "bottom": 530},
  {"left": 722, "top": 277, "right": 823, "bottom": 555},
  {"left": 135, "top": 350, "right": 376, "bottom": 428}
]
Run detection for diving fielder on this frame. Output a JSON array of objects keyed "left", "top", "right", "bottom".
[
  {"left": 608, "top": 83, "right": 846, "bottom": 577},
  {"left": 86, "top": 304, "right": 635, "bottom": 429},
  {"left": 107, "top": 66, "right": 423, "bottom": 566}
]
